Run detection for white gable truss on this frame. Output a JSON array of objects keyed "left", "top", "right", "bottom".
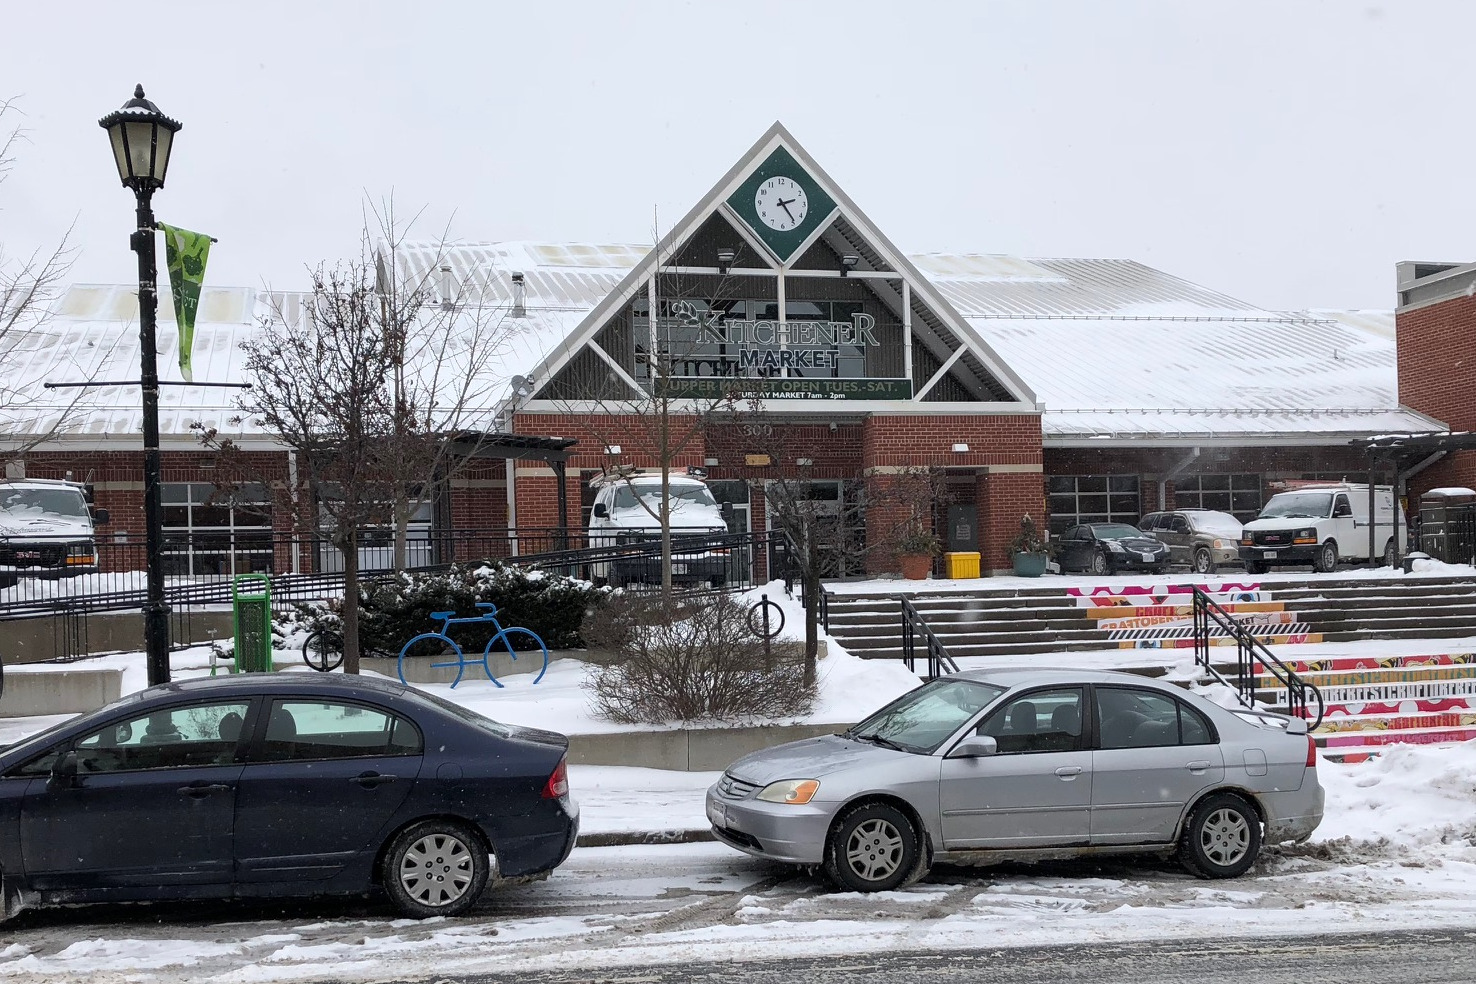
[{"left": 517, "top": 122, "right": 1040, "bottom": 417}]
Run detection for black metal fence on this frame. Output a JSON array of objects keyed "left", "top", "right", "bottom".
[{"left": 0, "top": 528, "right": 778, "bottom": 659}]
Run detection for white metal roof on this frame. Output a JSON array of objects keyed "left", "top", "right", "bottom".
[{"left": 0, "top": 249, "right": 1443, "bottom": 448}]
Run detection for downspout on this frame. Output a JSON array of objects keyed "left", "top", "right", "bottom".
[
  {"left": 1159, "top": 447, "right": 1202, "bottom": 510},
  {"left": 1397, "top": 450, "right": 1447, "bottom": 555}
]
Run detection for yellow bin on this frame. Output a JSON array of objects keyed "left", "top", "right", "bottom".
[{"left": 944, "top": 551, "right": 981, "bottom": 579}]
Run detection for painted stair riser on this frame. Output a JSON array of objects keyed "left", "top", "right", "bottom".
[
  {"left": 1117, "top": 633, "right": 1323, "bottom": 650},
  {"left": 1319, "top": 726, "right": 1476, "bottom": 748},
  {"left": 1260, "top": 654, "right": 1476, "bottom": 674}
]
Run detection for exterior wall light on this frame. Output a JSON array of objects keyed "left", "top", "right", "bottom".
[
  {"left": 605, "top": 445, "right": 622, "bottom": 455},
  {"left": 796, "top": 457, "right": 814, "bottom": 466},
  {"left": 840, "top": 253, "right": 860, "bottom": 276},
  {"left": 716, "top": 249, "right": 736, "bottom": 275},
  {"left": 952, "top": 443, "right": 970, "bottom": 453}
]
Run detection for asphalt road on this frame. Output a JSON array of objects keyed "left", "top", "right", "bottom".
[{"left": 447, "top": 929, "right": 1476, "bottom": 984}]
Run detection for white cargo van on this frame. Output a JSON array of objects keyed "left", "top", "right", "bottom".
[
  {"left": 1238, "top": 483, "right": 1406, "bottom": 574},
  {"left": 586, "top": 469, "right": 732, "bottom": 587}
]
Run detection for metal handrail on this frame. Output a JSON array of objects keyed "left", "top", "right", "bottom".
[
  {"left": 1191, "top": 585, "right": 1325, "bottom": 728},
  {"left": 899, "top": 595, "right": 959, "bottom": 681}
]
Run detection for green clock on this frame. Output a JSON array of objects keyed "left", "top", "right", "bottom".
[{"left": 725, "top": 147, "right": 836, "bottom": 264}]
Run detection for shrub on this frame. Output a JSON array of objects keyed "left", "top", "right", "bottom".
[
  {"left": 893, "top": 522, "right": 943, "bottom": 557},
  {"left": 276, "top": 564, "right": 609, "bottom": 656},
  {"left": 590, "top": 593, "right": 815, "bottom": 724},
  {"left": 1010, "top": 513, "right": 1048, "bottom": 555}
]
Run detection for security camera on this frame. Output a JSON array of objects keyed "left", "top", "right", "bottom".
[{"left": 829, "top": 422, "right": 838, "bottom": 432}]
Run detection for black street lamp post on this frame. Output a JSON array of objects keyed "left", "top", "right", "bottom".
[{"left": 99, "top": 85, "right": 181, "bottom": 687}]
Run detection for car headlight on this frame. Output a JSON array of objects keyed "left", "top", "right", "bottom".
[
  {"left": 1104, "top": 541, "right": 1125, "bottom": 553},
  {"left": 1296, "top": 528, "right": 1316, "bottom": 539},
  {"left": 756, "top": 779, "right": 820, "bottom": 805}
]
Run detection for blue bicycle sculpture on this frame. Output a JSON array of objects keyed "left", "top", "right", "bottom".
[{"left": 396, "top": 603, "right": 550, "bottom": 689}]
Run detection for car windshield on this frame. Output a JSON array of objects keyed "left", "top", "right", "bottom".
[
  {"left": 1259, "top": 492, "right": 1332, "bottom": 520},
  {"left": 1186, "top": 511, "right": 1243, "bottom": 537},
  {"left": 0, "top": 487, "right": 89, "bottom": 520},
  {"left": 846, "top": 678, "right": 1005, "bottom": 754},
  {"left": 612, "top": 483, "right": 717, "bottom": 511},
  {"left": 1093, "top": 524, "right": 1144, "bottom": 540}
]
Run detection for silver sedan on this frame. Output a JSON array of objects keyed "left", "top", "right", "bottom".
[{"left": 706, "top": 667, "right": 1323, "bottom": 892}]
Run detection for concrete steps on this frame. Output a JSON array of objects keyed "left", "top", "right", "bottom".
[{"left": 825, "top": 575, "right": 1476, "bottom": 758}]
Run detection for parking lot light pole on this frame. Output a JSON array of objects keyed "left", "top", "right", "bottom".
[{"left": 99, "top": 85, "right": 181, "bottom": 687}]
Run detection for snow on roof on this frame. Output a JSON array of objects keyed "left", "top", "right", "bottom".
[{"left": 0, "top": 246, "right": 1441, "bottom": 447}]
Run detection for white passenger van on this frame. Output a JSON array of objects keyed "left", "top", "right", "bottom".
[{"left": 1238, "top": 482, "right": 1406, "bottom": 574}]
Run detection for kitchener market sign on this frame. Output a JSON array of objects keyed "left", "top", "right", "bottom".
[{"left": 657, "top": 300, "right": 910, "bottom": 400}]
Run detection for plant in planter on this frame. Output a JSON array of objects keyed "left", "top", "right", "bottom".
[
  {"left": 894, "top": 524, "right": 943, "bottom": 580},
  {"left": 1009, "top": 514, "right": 1050, "bottom": 577}
]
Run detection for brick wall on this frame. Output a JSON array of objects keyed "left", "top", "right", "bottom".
[{"left": 1398, "top": 294, "right": 1476, "bottom": 433}]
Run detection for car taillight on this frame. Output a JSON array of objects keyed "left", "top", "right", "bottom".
[
  {"left": 1306, "top": 735, "right": 1318, "bottom": 768},
  {"left": 542, "top": 756, "right": 569, "bottom": 799}
]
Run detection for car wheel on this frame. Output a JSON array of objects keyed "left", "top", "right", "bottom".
[
  {"left": 1313, "top": 541, "right": 1338, "bottom": 573},
  {"left": 1089, "top": 550, "right": 1109, "bottom": 575},
  {"left": 383, "top": 820, "right": 490, "bottom": 918},
  {"left": 823, "top": 801, "right": 921, "bottom": 893},
  {"left": 1192, "top": 547, "right": 1216, "bottom": 575},
  {"left": 1179, "top": 792, "right": 1261, "bottom": 879},
  {"left": 1382, "top": 538, "right": 1397, "bottom": 569},
  {"left": 1244, "top": 557, "right": 1266, "bottom": 575}
]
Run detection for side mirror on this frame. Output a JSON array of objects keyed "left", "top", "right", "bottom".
[
  {"left": 50, "top": 750, "right": 79, "bottom": 786},
  {"left": 592, "top": 502, "right": 609, "bottom": 519},
  {"left": 946, "top": 734, "right": 999, "bottom": 759},
  {"left": 721, "top": 502, "right": 734, "bottom": 519},
  {"left": 92, "top": 508, "right": 110, "bottom": 525}
]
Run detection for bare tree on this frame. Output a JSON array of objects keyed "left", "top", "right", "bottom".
[
  {"left": 716, "top": 410, "right": 950, "bottom": 686},
  {"left": 202, "top": 206, "right": 512, "bottom": 673},
  {"left": 552, "top": 241, "right": 749, "bottom": 602},
  {"left": 0, "top": 97, "right": 80, "bottom": 461}
]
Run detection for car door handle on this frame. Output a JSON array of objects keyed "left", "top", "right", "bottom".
[
  {"left": 351, "top": 772, "right": 399, "bottom": 788},
  {"left": 177, "top": 782, "right": 232, "bottom": 797},
  {"left": 1055, "top": 766, "right": 1083, "bottom": 778},
  {"left": 1186, "top": 761, "right": 1211, "bottom": 772}
]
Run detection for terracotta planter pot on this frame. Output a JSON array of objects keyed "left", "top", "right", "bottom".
[
  {"left": 899, "top": 553, "right": 933, "bottom": 580},
  {"left": 1012, "top": 551, "right": 1049, "bottom": 577}
]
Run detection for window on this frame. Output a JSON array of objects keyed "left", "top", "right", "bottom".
[
  {"left": 1174, "top": 474, "right": 1261, "bottom": 523},
  {"left": 70, "top": 700, "right": 253, "bottom": 772},
  {"left": 847, "top": 678, "right": 1006, "bottom": 755},
  {"left": 162, "top": 482, "right": 274, "bottom": 577},
  {"left": 979, "top": 688, "right": 1084, "bottom": 754},
  {"left": 1097, "top": 687, "right": 1216, "bottom": 749},
  {"left": 256, "top": 700, "right": 422, "bottom": 763},
  {"left": 1048, "top": 476, "right": 1139, "bottom": 536}
]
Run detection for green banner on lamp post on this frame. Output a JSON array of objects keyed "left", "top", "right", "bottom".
[{"left": 157, "top": 223, "right": 213, "bottom": 382}]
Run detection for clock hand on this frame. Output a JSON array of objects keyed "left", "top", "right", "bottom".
[{"left": 777, "top": 198, "right": 795, "bottom": 221}]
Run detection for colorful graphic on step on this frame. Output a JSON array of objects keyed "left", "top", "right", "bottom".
[
  {"left": 1322, "top": 725, "right": 1476, "bottom": 747},
  {"left": 1067, "top": 583, "right": 1265, "bottom": 607},
  {"left": 1099, "top": 611, "right": 1296, "bottom": 633},
  {"left": 1318, "top": 697, "right": 1476, "bottom": 719},
  {"left": 1317, "top": 711, "right": 1476, "bottom": 734},
  {"left": 1120, "top": 632, "right": 1322, "bottom": 649},
  {"left": 1085, "top": 602, "right": 1286, "bottom": 619},
  {"left": 1269, "top": 653, "right": 1476, "bottom": 674}
]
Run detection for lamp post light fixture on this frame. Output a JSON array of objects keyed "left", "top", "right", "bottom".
[
  {"left": 99, "top": 84, "right": 181, "bottom": 687},
  {"left": 716, "top": 249, "right": 736, "bottom": 275}
]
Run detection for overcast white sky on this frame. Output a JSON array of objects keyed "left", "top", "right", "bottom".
[{"left": 2, "top": 1, "right": 1472, "bottom": 312}]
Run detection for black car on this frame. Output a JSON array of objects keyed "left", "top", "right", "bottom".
[
  {"left": 0, "top": 674, "right": 578, "bottom": 921},
  {"left": 1055, "top": 522, "right": 1171, "bottom": 574}
]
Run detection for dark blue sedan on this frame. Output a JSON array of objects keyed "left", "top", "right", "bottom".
[{"left": 0, "top": 673, "right": 578, "bottom": 920}]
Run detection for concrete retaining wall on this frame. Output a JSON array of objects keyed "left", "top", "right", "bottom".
[
  {"left": 0, "top": 666, "right": 124, "bottom": 717},
  {"left": 567, "top": 722, "right": 844, "bottom": 771},
  {"left": 5, "top": 611, "right": 233, "bottom": 664}
]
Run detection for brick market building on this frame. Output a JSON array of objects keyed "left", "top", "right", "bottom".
[{"left": 1, "top": 124, "right": 1444, "bottom": 577}]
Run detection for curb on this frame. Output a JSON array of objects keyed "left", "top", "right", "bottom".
[{"left": 576, "top": 828, "right": 715, "bottom": 848}]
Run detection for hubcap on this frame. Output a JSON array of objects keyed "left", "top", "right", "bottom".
[
  {"left": 845, "top": 818, "right": 905, "bottom": 882},
  {"left": 1199, "top": 807, "right": 1251, "bottom": 867},
  {"left": 398, "top": 832, "right": 474, "bottom": 908},
  {"left": 1195, "top": 552, "right": 1210, "bottom": 573}
]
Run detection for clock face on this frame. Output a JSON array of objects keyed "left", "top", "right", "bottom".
[{"left": 754, "top": 176, "right": 809, "bottom": 232}]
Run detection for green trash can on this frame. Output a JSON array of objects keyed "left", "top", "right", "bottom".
[{"left": 232, "top": 573, "right": 274, "bottom": 673}]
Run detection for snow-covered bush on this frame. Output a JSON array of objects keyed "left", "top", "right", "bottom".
[
  {"left": 588, "top": 593, "right": 814, "bottom": 724},
  {"left": 277, "top": 564, "right": 608, "bottom": 656}
]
